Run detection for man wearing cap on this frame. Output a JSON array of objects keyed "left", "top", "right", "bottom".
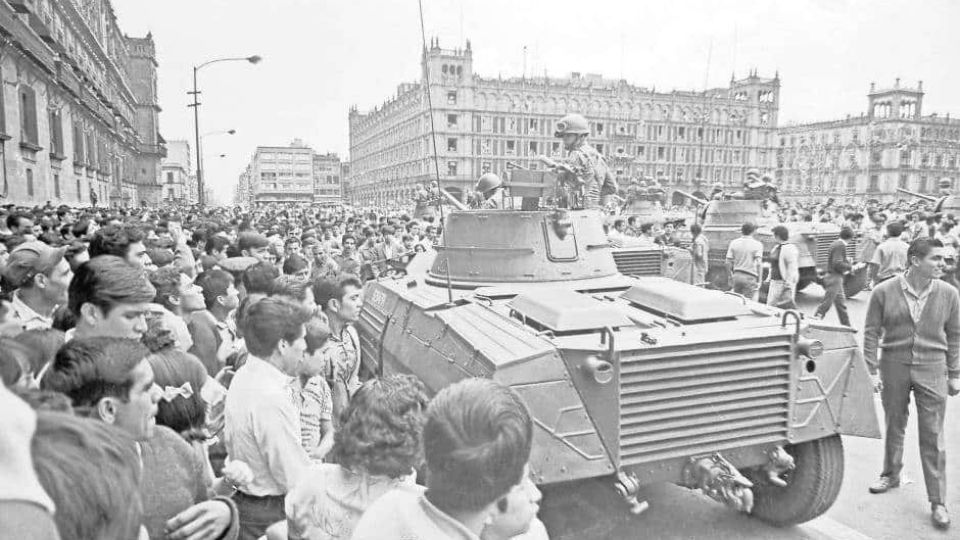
[{"left": 2, "top": 242, "right": 72, "bottom": 331}]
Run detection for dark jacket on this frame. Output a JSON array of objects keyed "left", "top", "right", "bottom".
[{"left": 827, "top": 239, "right": 851, "bottom": 275}]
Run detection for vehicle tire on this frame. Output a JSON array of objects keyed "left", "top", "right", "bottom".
[
  {"left": 750, "top": 435, "right": 844, "bottom": 527},
  {"left": 706, "top": 265, "right": 731, "bottom": 290}
]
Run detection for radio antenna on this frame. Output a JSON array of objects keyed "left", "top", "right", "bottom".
[{"left": 417, "top": 0, "right": 446, "bottom": 231}]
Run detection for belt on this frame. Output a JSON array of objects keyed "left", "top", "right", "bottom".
[
  {"left": 733, "top": 270, "right": 758, "bottom": 278},
  {"left": 233, "top": 491, "right": 285, "bottom": 503}
]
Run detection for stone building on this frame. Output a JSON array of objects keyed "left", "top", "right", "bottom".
[
  {"left": 161, "top": 139, "right": 193, "bottom": 204},
  {"left": 776, "top": 80, "right": 960, "bottom": 201},
  {"left": 347, "top": 39, "right": 780, "bottom": 206},
  {"left": 240, "top": 139, "right": 341, "bottom": 205},
  {"left": 0, "top": 0, "right": 165, "bottom": 207},
  {"left": 312, "top": 151, "right": 341, "bottom": 206}
]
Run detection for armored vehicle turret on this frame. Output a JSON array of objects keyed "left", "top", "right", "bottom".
[{"left": 357, "top": 202, "right": 880, "bottom": 531}]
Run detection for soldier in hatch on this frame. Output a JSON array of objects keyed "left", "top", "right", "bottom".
[
  {"left": 472, "top": 173, "right": 504, "bottom": 210},
  {"left": 537, "top": 113, "right": 615, "bottom": 209}
]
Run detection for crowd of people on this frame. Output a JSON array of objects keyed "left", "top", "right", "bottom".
[{"left": 0, "top": 201, "right": 546, "bottom": 540}]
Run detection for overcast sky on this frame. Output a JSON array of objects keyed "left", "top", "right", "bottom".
[{"left": 111, "top": 0, "right": 959, "bottom": 204}]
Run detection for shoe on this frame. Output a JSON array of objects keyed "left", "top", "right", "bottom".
[
  {"left": 932, "top": 504, "right": 950, "bottom": 530},
  {"left": 868, "top": 475, "right": 900, "bottom": 494}
]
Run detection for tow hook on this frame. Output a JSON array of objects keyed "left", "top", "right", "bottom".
[
  {"left": 762, "top": 446, "right": 796, "bottom": 487},
  {"left": 614, "top": 471, "right": 650, "bottom": 515},
  {"left": 683, "top": 453, "right": 755, "bottom": 513}
]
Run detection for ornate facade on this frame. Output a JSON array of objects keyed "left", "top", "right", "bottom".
[
  {"left": 348, "top": 39, "right": 780, "bottom": 206},
  {"left": 0, "top": 0, "right": 164, "bottom": 206},
  {"left": 776, "top": 80, "right": 960, "bottom": 201}
]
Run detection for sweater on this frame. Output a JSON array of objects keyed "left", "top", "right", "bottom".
[
  {"left": 140, "top": 425, "right": 240, "bottom": 540},
  {"left": 826, "top": 239, "right": 851, "bottom": 276},
  {"left": 863, "top": 275, "right": 960, "bottom": 378}
]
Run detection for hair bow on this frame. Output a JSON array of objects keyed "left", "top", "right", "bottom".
[{"left": 161, "top": 382, "right": 194, "bottom": 402}]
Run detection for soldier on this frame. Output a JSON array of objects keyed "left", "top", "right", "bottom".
[
  {"left": 938, "top": 177, "right": 953, "bottom": 198},
  {"left": 710, "top": 182, "right": 725, "bottom": 201},
  {"left": 538, "top": 113, "right": 615, "bottom": 209},
  {"left": 472, "top": 173, "right": 503, "bottom": 210}
]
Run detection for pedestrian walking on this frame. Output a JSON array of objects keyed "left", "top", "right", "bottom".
[
  {"left": 766, "top": 225, "right": 798, "bottom": 309},
  {"left": 863, "top": 237, "right": 960, "bottom": 531},
  {"left": 813, "top": 226, "right": 855, "bottom": 326},
  {"left": 725, "top": 222, "right": 763, "bottom": 299}
]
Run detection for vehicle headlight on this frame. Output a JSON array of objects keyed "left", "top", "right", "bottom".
[{"left": 796, "top": 338, "right": 824, "bottom": 358}]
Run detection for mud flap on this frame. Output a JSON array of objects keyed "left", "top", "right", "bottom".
[{"left": 837, "top": 348, "right": 882, "bottom": 439}]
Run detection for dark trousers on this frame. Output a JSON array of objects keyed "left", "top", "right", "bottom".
[
  {"left": 880, "top": 361, "right": 948, "bottom": 504},
  {"left": 233, "top": 491, "right": 285, "bottom": 540},
  {"left": 815, "top": 273, "right": 850, "bottom": 326}
]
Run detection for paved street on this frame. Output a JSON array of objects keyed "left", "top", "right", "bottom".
[{"left": 545, "top": 285, "right": 960, "bottom": 540}]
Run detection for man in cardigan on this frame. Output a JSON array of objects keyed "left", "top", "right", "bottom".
[{"left": 863, "top": 237, "right": 960, "bottom": 530}]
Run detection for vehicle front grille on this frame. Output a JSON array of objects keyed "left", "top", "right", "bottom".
[
  {"left": 815, "top": 233, "right": 859, "bottom": 268},
  {"left": 815, "top": 233, "right": 838, "bottom": 267},
  {"left": 618, "top": 335, "right": 792, "bottom": 466},
  {"left": 613, "top": 250, "right": 662, "bottom": 277}
]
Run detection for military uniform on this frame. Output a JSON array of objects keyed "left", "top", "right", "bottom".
[{"left": 557, "top": 142, "right": 608, "bottom": 209}]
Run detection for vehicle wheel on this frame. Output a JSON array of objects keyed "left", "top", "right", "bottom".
[
  {"left": 705, "top": 266, "right": 731, "bottom": 290},
  {"left": 844, "top": 268, "right": 869, "bottom": 298},
  {"left": 750, "top": 435, "right": 844, "bottom": 527}
]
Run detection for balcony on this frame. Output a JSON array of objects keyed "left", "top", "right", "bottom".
[{"left": 139, "top": 143, "right": 167, "bottom": 158}]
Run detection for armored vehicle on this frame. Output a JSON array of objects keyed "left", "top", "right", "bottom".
[
  {"left": 678, "top": 193, "right": 869, "bottom": 298},
  {"left": 896, "top": 187, "right": 960, "bottom": 216},
  {"left": 357, "top": 204, "right": 880, "bottom": 530},
  {"left": 620, "top": 193, "right": 666, "bottom": 226}
]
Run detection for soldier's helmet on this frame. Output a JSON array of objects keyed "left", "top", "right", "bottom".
[
  {"left": 939, "top": 177, "right": 953, "bottom": 189},
  {"left": 554, "top": 114, "right": 590, "bottom": 138},
  {"left": 475, "top": 173, "right": 502, "bottom": 194}
]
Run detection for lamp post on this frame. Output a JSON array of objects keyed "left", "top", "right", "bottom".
[{"left": 189, "top": 56, "right": 260, "bottom": 207}]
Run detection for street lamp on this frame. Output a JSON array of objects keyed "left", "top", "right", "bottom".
[{"left": 189, "top": 56, "right": 260, "bottom": 206}]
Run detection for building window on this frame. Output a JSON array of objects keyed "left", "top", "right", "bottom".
[
  {"left": 26, "top": 168, "right": 34, "bottom": 196},
  {"left": 447, "top": 138, "right": 457, "bottom": 152},
  {"left": 596, "top": 123, "right": 604, "bottom": 135},
  {"left": 551, "top": 142, "right": 560, "bottom": 154},
  {"left": 447, "top": 114, "right": 458, "bottom": 128},
  {"left": 529, "top": 118, "right": 538, "bottom": 130},
  {"left": 899, "top": 174, "right": 908, "bottom": 189},
  {"left": 678, "top": 127, "right": 685, "bottom": 140},
  {"left": 900, "top": 148, "right": 910, "bottom": 165},
  {"left": 48, "top": 109, "right": 63, "bottom": 156},
  {"left": 53, "top": 174, "right": 60, "bottom": 198},
  {"left": 447, "top": 161, "right": 457, "bottom": 176},
  {"left": 868, "top": 175, "right": 879, "bottom": 192},
  {"left": 76, "top": 178, "right": 82, "bottom": 201},
  {"left": 871, "top": 150, "right": 881, "bottom": 166},
  {"left": 447, "top": 91, "right": 457, "bottom": 105},
  {"left": 167, "top": 172, "right": 174, "bottom": 184},
  {"left": 529, "top": 141, "right": 538, "bottom": 154},
  {"left": 636, "top": 146, "right": 645, "bottom": 156},
  {"left": 506, "top": 140, "right": 516, "bottom": 155},
  {"left": 921, "top": 153, "right": 929, "bottom": 168},
  {"left": 19, "top": 86, "right": 39, "bottom": 145},
  {"left": 657, "top": 147, "right": 665, "bottom": 160},
  {"left": 595, "top": 144, "right": 604, "bottom": 154},
  {"left": 920, "top": 175, "right": 928, "bottom": 192},
  {"left": 847, "top": 175, "right": 855, "bottom": 190}
]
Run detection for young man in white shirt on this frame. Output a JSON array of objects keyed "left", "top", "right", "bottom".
[{"left": 225, "top": 296, "right": 313, "bottom": 540}]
